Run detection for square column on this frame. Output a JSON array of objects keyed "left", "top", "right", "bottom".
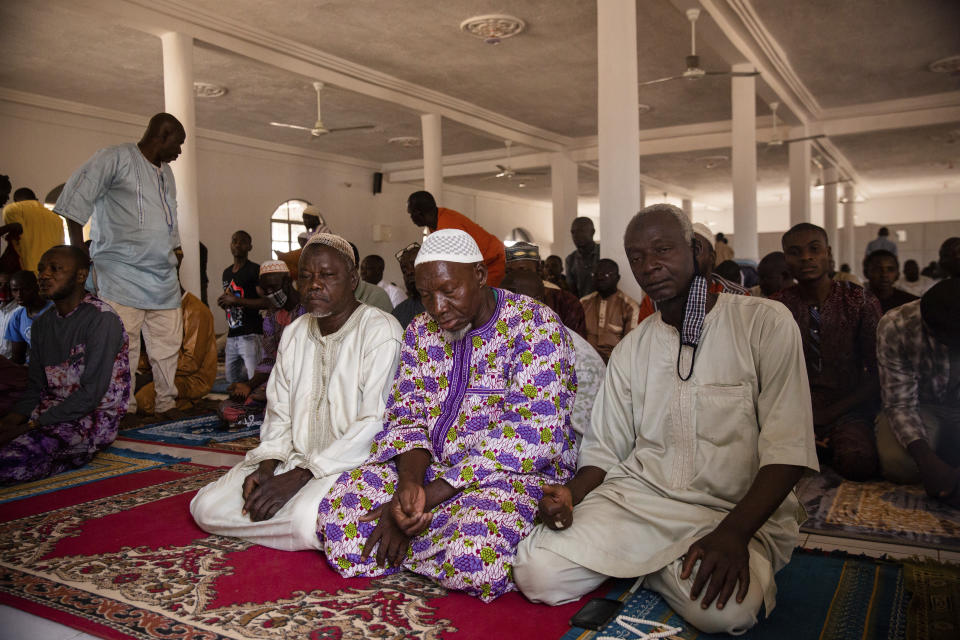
[
  {"left": 421, "top": 113, "right": 443, "bottom": 203},
  {"left": 842, "top": 183, "right": 856, "bottom": 273},
  {"left": 550, "top": 152, "right": 578, "bottom": 259},
  {"left": 789, "top": 140, "right": 811, "bottom": 226},
  {"left": 823, "top": 166, "right": 838, "bottom": 257},
  {"left": 731, "top": 63, "right": 758, "bottom": 261},
  {"left": 597, "top": 0, "right": 643, "bottom": 301},
  {"left": 161, "top": 32, "right": 200, "bottom": 296}
]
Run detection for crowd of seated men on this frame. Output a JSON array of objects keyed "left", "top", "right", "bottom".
[{"left": 2, "top": 115, "right": 959, "bottom": 635}]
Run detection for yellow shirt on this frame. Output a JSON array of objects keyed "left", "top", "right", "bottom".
[{"left": 2, "top": 200, "right": 65, "bottom": 272}]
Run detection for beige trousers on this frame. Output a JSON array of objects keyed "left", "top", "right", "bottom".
[
  {"left": 514, "top": 528, "right": 772, "bottom": 636},
  {"left": 104, "top": 299, "right": 182, "bottom": 414}
]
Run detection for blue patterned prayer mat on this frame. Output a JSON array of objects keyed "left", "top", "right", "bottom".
[
  {"left": 560, "top": 550, "right": 921, "bottom": 640},
  {"left": 0, "top": 446, "right": 188, "bottom": 504},
  {"left": 116, "top": 414, "right": 259, "bottom": 447},
  {"left": 798, "top": 467, "right": 960, "bottom": 551}
]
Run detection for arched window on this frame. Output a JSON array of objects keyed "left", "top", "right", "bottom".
[{"left": 271, "top": 199, "right": 311, "bottom": 256}]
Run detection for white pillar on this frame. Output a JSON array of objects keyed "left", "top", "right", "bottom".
[
  {"left": 161, "top": 32, "right": 200, "bottom": 297},
  {"left": 682, "top": 198, "right": 693, "bottom": 220},
  {"left": 597, "top": 0, "right": 643, "bottom": 301},
  {"left": 421, "top": 114, "right": 443, "bottom": 204},
  {"left": 842, "top": 183, "right": 856, "bottom": 274},
  {"left": 789, "top": 139, "right": 811, "bottom": 227},
  {"left": 731, "top": 63, "right": 758, "bottom": 261},
  {"left": 822, "top": 166, "right": 838, "bottom": 256},
  {"left": 550, "top": 152, "right": 578, "bottom": 259}
]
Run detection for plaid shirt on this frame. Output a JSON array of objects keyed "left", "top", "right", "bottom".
[{"left": 877, "top": 300, "right": 957, "bottom": 448}]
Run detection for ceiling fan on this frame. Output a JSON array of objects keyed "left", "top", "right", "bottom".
[
  {"left": 269, "top": 81, "right": 376, "bottom": 138},
  {"left": 764, "top": 102, "right": 825, "bottom": 147},
  {"left": 485, "top": 140, "right": 547, "bottom": 186},
  {"left": 639, "top": 9, "right": 760, "bottom": 86}
]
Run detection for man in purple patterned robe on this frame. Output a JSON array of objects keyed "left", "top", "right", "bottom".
[
  {"left": 0, "top": 245, "right": 129, "bottom": 483},
  {"left": 317, "top": 229, "right": 578, "bottom": 602}
]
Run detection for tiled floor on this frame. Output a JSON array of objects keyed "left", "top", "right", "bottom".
[{"left": 2, "top": 441, "right": 956, "bottom": 638}]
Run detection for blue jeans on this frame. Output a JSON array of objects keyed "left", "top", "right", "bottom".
[{"left": 225, "top": 334, "right": 261, "bottom": 384}]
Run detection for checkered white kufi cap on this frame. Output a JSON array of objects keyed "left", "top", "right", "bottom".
[
  {"left": 692, "top": 223, "right": 714, "bottom": 249},
  {"left": 415, "top": 229, "right": 484, "bottom": 266}
]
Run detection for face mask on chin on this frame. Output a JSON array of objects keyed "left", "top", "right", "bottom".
[{"left": 265, "top": 288, "right": 288, "bottom": 308}]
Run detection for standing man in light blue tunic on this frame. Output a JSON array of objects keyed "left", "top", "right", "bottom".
[{"left": 54, "top": 113, "right": 186, "bottom": 418}]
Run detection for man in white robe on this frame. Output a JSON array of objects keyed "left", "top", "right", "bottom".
[
  {"left": 190, "top": 233, "right": 402, "bottom": 551},
  {"left": 513, "top": 204, "right": 818, "bottom": 635}
]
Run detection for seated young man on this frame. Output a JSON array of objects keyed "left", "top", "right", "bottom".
[
  {"left": 4, "top": 270, "right": 54, "bottom": 364},
  {"left": 771, "top": 223, "right": 883, "bottom": 480},
  {"left": 136, "top": 248, "right": 217, "bottom": 415},
  {"left": 875, "top": 279, "right": 960, "bottom": 503},
  {"left": 317, "top": 229, "right": 578, "bottom": 602},
  {"left": 863, "top": 249, "right": 917, "bottom": 313},
  {"left": 191, "top": 234, "right": 402, "bottom": 551},
  {"left": 513, "top": 205, "right": 817, "bottom": 636},
  {"left": 0, "top": 246, "right": 129, "bottom": 483},
  {"left": 218, "top": 260, "right": 304, "bottom": 430}
]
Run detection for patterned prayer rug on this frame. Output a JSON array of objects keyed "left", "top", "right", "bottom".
[
  {"left": 797, "top": 468, "right": 960, "bottom": 551},
  {"left": 562, "top": 549, "right": 959, "bottom": 640},
  {"left": 0, "top": 447, "right": 186, "bottom": 504},
  {"left": 117, "top": 413, "right": 261, "bottom": 449},
  {"left": 0, "top": 463, "right": 600, "bottom": 640}
]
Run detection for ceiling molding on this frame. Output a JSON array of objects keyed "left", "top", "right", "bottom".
[
  {"left": 0, "top": 87, "right": 382, "bottom": 171},
  {"left": 697, "top": 0, "right": 815, "bottom": 124},
  {"left": 75, "top": 0, "right": 571, "bottom": 152}
]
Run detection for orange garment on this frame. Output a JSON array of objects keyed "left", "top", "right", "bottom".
[
  {"left": 135, "top": 292, "right": 217, "bottom": 413},
  {"left": 435, "top": 208, "right": 505, "bottom": 287}
]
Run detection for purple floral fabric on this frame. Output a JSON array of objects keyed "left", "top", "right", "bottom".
[
  {"left": 317, "top": 289, "right": 578, "bottom": 601},
  {"left": 0, "top": 294, "right": 129, "bottom": 484}
]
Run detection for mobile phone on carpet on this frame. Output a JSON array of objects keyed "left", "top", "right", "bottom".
[{"left": 570, "top": 597, "right": 623, "bottom": 630}]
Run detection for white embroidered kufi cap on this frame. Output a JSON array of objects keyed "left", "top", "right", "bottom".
[
  {"left": 259, "top": 260, "right": 289, "bottom": 276},
  {"left": 303, "top": 232, "right": 355, "bottom": 268},
  {"left": 414, "top": 229, "right": 484, "bottom": 266}
]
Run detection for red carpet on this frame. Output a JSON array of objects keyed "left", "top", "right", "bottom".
[{"left": 0, "top": 463, "right": 601, "bottom": 639}]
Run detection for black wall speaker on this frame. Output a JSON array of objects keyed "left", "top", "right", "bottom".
[{"left": 372, "top": 171, "right": 383, "bottom": 195}]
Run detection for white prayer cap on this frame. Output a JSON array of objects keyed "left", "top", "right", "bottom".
[
  {"left": 691, "top": 223, "right": 714, "bottom": 249},
  {"left": 259, "top": 260, "right": 289, "bottom": 276},
  {"left": 415, "top": 229, "right": 484, "bottom": 267},
  {"left": 303, "top": 232, "right": 355, "bottom": 268},
  {"left": 297, "top": 231, "right": 309, "bottom": 241}
]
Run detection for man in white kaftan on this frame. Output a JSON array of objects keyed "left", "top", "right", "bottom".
[
  {"left": 514, "top": 204, "right": 818, "bottom": 636},
  {"left": 190, "top": 233, "right": 402, "bottom": 550}
]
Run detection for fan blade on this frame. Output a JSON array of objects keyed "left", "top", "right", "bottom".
[
  {"left": 783, "top": 134, "right": 826, "bottom": 144},
  {"left": 513, "top": 170, "right": 548, "bottom": 176},
  {"left": 495, "top": 164, "right": 509, "bottom": 172},
  {"left": 270, "top": 122, "right": 314, "bottom": 132},
  {"left": 639, "top": 75, "right": 685, "bottom": 86},
  {"left": 700, "top": 70, "right": 760, "bottom": 78},
  {"left": 327, "top": 124, "right": 377, "bottom": 133}
]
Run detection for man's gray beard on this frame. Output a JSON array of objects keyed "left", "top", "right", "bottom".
[
  {"left": 310, "top": 310, "right": 332, "bottom": 318},
  {"left": 442, "top": 325, "right": 471, "bottom": 343}
]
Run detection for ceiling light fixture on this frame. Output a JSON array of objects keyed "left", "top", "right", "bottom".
[
  {"left": 697, "top": 154, "right": 729, "bottom": 169},
  {"left": 460, "top": 14, "right": 526, "bottom": 45},
  {"left": 388, "top": 136, "right": 421, "bottom": 148},
  {"left": 929, "top": 55, "right": 960, "bottom": 74},
  {"left": 193, "top": 82, "right": 226, "bottom": 98}
]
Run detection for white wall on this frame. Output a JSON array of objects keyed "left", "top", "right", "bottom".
[{"left": 0, "top": 97, "right": 553, "bottom": 332}]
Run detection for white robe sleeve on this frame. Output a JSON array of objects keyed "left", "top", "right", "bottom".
[{"left": 576, "top": 335, "right": 638, "bottom": 472}]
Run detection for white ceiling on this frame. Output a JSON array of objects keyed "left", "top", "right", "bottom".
[{"left": 1, "top": 0, "right": 958, "bottom": 205}]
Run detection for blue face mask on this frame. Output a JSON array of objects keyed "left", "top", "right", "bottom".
[{"left": 265, "top": 288, "right": 288, "bottom": 309}]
